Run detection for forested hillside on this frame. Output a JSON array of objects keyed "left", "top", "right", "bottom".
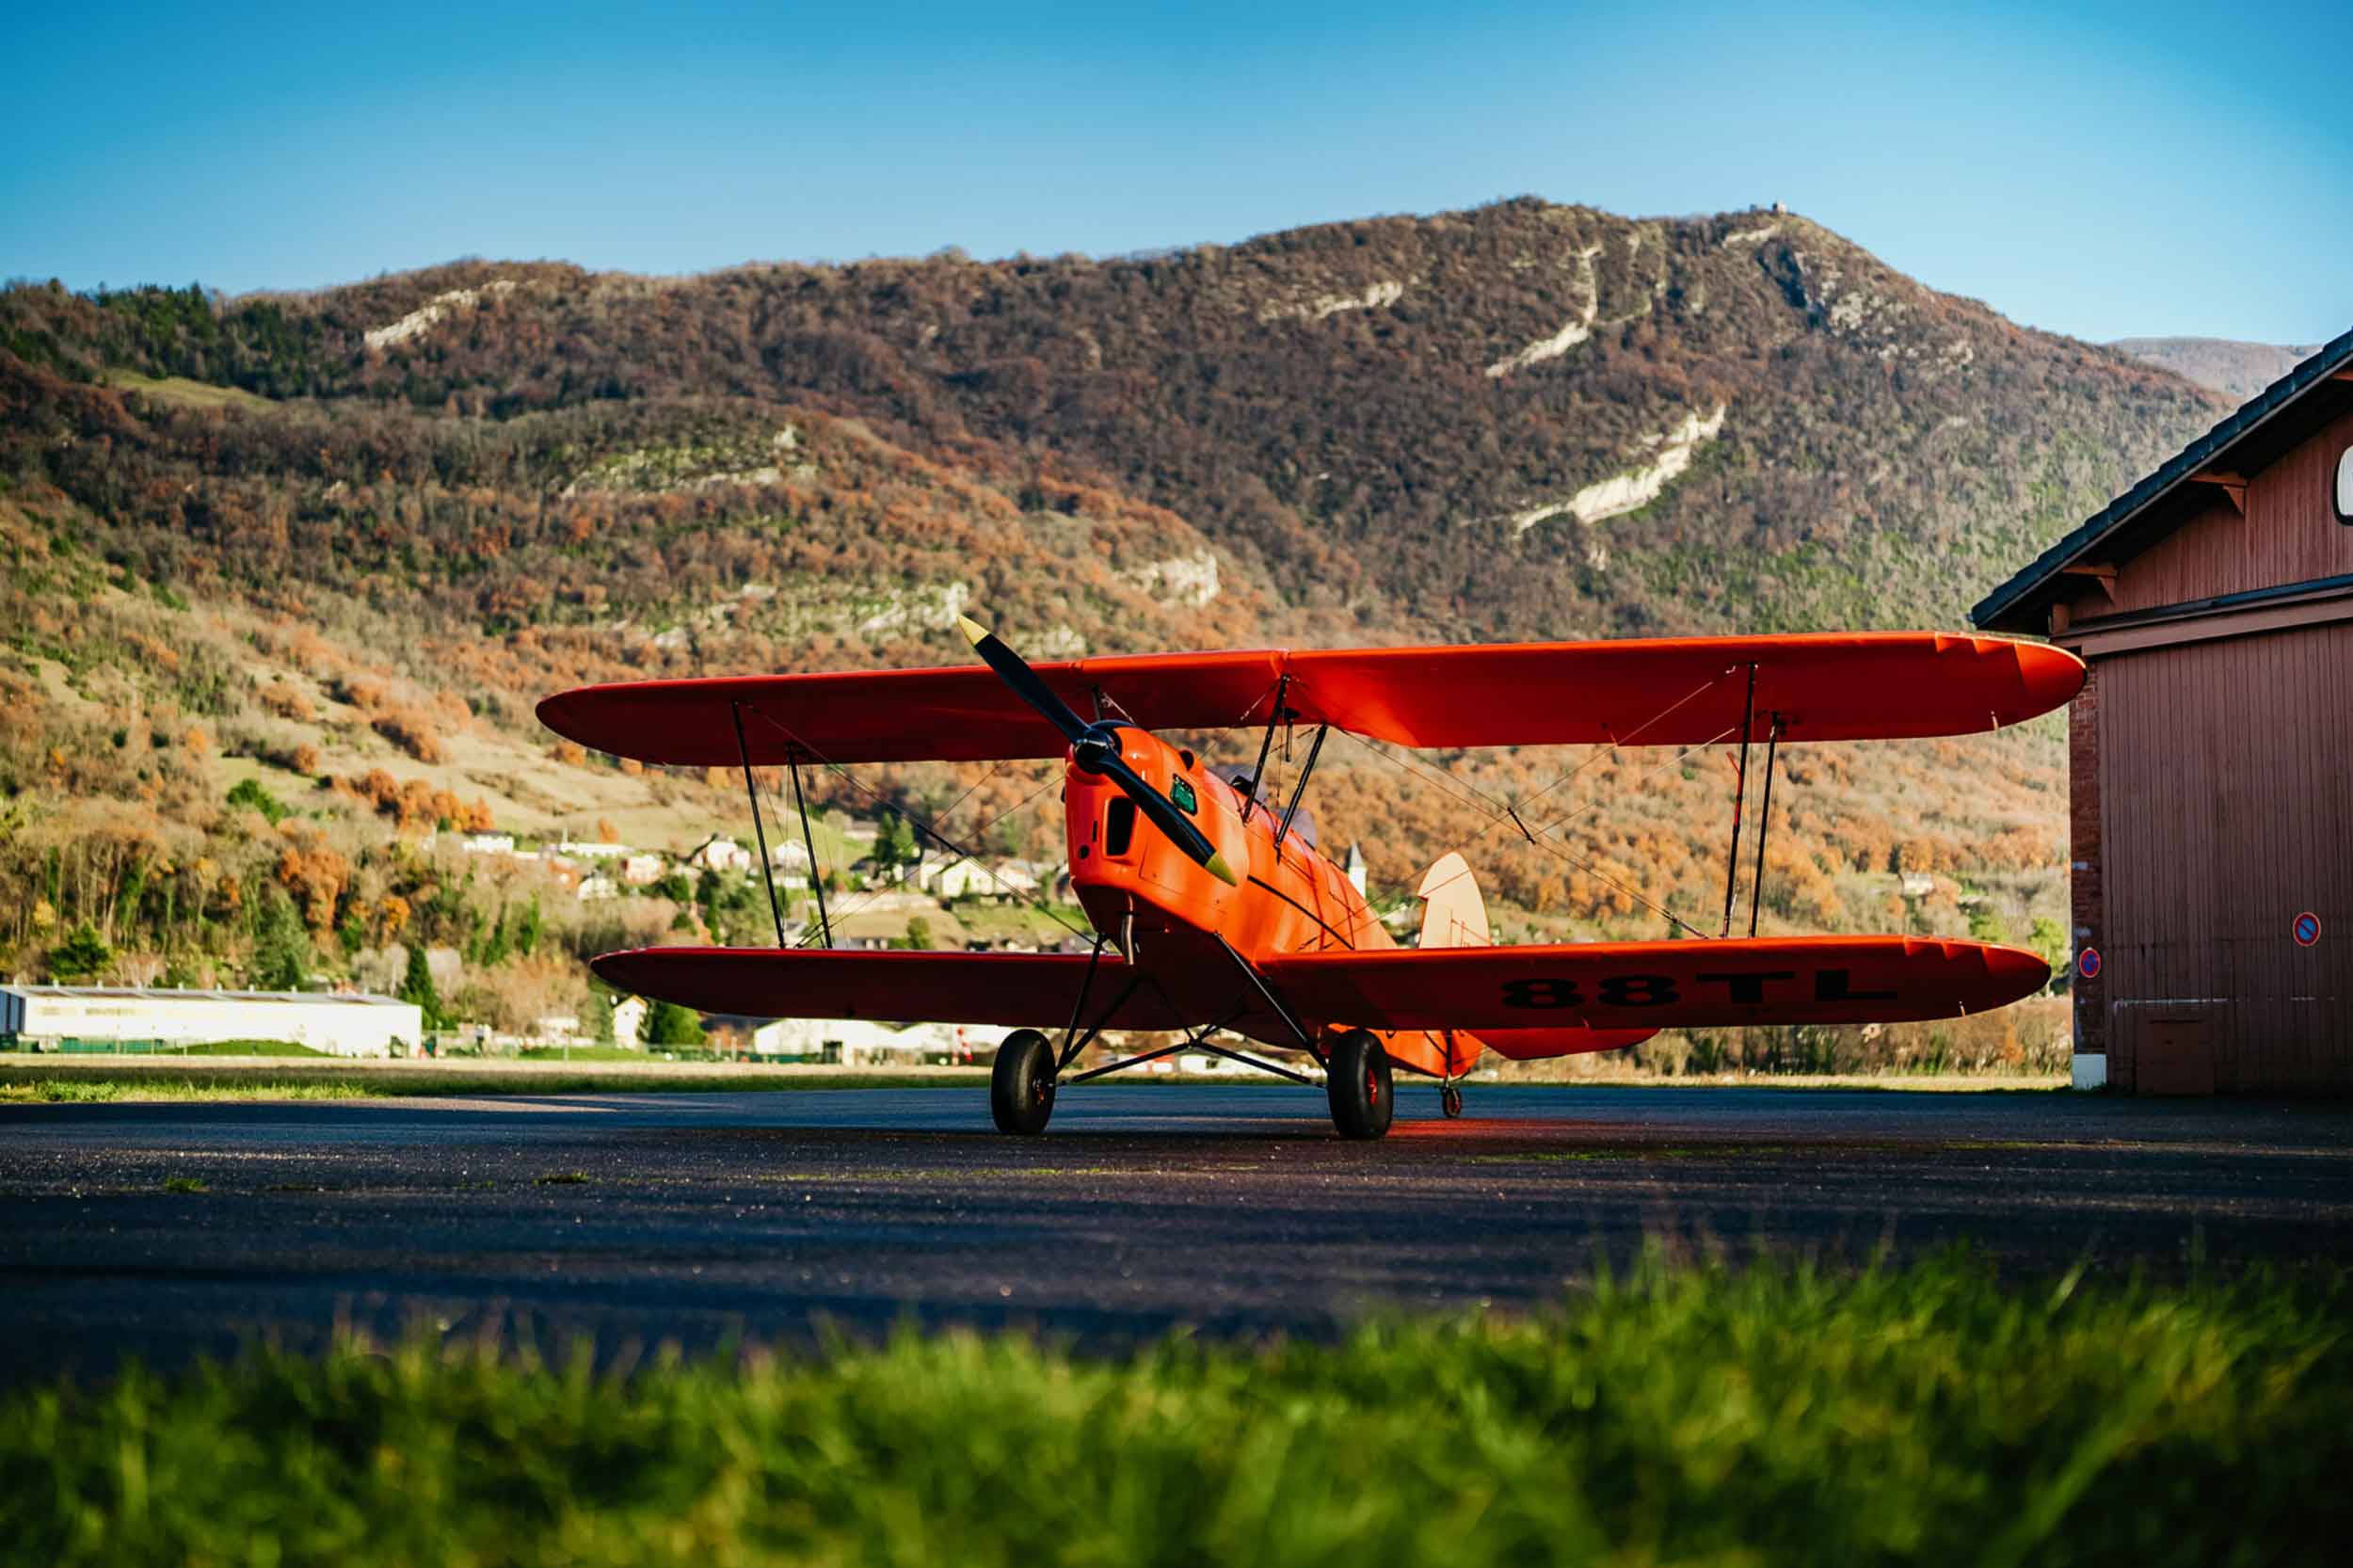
[
  {"left": 0, "top": 198, "right": 2226, "bottom": 1054},
  {"left": 2110, "top": 336, "right": 2318, "bottom": 402}
]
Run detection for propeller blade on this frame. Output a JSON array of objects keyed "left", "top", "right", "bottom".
[
  {"left": 958, "top": 615, "right": 1089, "bottom": 743},
  {"left": 1096, "top": 754, "right": 1239, "bottom": 888},
  {"left": 960, "top": 612, "right": 1237, "bottom": 888}
]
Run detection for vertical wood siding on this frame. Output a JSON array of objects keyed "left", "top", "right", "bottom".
[{"left": 2096, "top": 621, "right": 2352, "bottom": 1091}]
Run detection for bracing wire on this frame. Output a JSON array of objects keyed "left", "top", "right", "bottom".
[
  {"left": 1500, "top": 669, "right": 1732, "bottom": 823},
  {"left": 735, "top": 705, "right": 1093, "bottom": 946},
  {"left": 1328, "top": 723, "right": 1721, "bottom": 941}
]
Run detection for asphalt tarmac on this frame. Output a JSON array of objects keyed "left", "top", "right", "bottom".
[{"left": 3, "top": 1084, "right": 2349, "bottom": 1382}]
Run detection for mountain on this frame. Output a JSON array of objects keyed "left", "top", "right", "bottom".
[
  {"left": 0, "top": 199, "right": 2226, "bottom": 1031},
  {"left": 2109, "top": 336, "right": 2321, "bottom": 403}
]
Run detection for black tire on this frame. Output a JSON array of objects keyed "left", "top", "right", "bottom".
[
  {"left": 991, "top": 1029, "right": 1057, "bottom": 1134},
  {"left": 1441, "top": 1083, "right": 1464, "bottom": 1119},
  {"left": 1325, "top": 1030, "right": 1394, "bottom": 1140}
]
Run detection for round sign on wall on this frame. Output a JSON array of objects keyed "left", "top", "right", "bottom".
[
  {"left": 2294, "top": 912, "right": 2321, "bottom": 948},
  {"left": 2077, "top": 946, "right": 2102, "bottom": 980}
]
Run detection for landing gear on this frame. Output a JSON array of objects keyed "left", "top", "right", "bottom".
[
  {"left": 1440, "top": 1082, "right": 1464, "bottom": 1119},
  {"left": 991, "top": 1029, "right": 1057, "bottom": 1135},
  {"left": 1325, "top": 1029, "right": 1393, "bottom": 1140}
]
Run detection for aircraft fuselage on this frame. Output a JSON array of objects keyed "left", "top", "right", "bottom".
[{"left": 1059, "top": 727, "right": 1481, "bottom": 1074}]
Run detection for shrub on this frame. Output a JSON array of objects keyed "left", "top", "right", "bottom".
[{"left": 371, "top": 709, "right": 445, "bottom": 764}]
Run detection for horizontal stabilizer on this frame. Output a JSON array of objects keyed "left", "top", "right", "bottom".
[{"left": 1477, "top": 1026, "right": 1662, "bottom": 1061}]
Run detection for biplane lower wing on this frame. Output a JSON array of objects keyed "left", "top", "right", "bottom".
[
  {"left": 598, "top": 936, "right": 2043, "bottom": 1046},
  {"left": 1261, "top": 936, "right": 2048, "bottom": 1033},
  {"left": 590, "top": 947, "right": 1214, "bottom": 1032}
]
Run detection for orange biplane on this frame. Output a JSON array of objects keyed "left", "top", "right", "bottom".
[{"left": 538, "top": 622, "right": 2081, "bottom": 1138}]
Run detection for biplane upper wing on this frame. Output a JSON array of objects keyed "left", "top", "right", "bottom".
[
  {"left": 590, "top": 947, "right": 1214, "bottom": 1032},
  {"left": 1260, "top": 936, "right": 2049, "bottom": 1033},
  {"left": 536, "top": 633, "right": 2082, "bottom": 766}
]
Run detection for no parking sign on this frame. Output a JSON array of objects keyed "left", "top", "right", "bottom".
[
  {"left": 2294, "top": 912, "right": 2321, "bottom": 948},
  {"left": 2077, "top": 947, "right": 2102, "bottom": 980}
]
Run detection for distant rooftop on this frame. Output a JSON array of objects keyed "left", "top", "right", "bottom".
[{"left": 1972, "top": 325, "right": 2353, "bottom": 632}]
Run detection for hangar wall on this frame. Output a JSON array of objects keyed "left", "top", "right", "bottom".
[
  {"left": 1977, "top": 332, "right": 2353, "bottom": 1095},
  {"left": 2091, "top": 624, "right": 2352, "bottom": 1092}
]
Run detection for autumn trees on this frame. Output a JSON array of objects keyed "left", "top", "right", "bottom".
[{"left": 0, "top": 197, "right": 2133, "bottom": 1032}]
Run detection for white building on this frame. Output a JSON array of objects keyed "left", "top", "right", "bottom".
[
  {"left": 744, "top": 1016, "right": 969, "bottom": 1065},
  {"left": 576, "top": 874, "right": 619, "bottom": 902},
  {"left": 612, "top": 996, "right": 648, "bottom": 1048},
  {"left": 921, "top": 857, "right": 1040, "bottom": 902},
  {"left": 460, "top": 833, "right": 517, "bottom": 856},
  {"left": 688, "top": 836, "right": 753, "bottom": 873},
  {"left": 0, "top": 984, "right": 421, "bottom": 1058},
  {"left": 620, "top": 853, "right": 666, "bottom": 887},
  {"left": 553, "top": 839, "right": 631, "bottom": 860}
]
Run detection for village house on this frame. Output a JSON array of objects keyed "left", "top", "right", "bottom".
[
  {"left": 920, "top": 856, "right": 1047, "bottom": 903},
  {"left": 687, "top": 836, "right": 754, "bottom": 873},
  {"left": 611, "top": 996, "right": 648, "bottom": 1048}
]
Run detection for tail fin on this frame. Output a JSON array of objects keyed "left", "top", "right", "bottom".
[
  {"left": 1417, "top": 851, "right": 1657, "bottom": 1062},
  {"left": 1416, "top": 851, "right": 1489, "bottom": 950}
]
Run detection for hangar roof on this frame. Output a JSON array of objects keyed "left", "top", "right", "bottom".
[{"left": 1972, "top": 327, "right": 2353, "bottom": 633}]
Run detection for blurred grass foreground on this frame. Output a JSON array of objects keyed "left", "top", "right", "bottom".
[{"left": 4, "top": 1255, "right": 2345, "bottom": 1567}]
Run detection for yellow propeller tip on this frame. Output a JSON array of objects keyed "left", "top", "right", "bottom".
[
  {"left": 956, "top": 615, "right": 991, "bottom": 647},
  {"left": 1204, "top": 853, "right": 1240, "bottom": 888}
]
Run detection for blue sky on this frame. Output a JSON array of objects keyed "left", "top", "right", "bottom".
[{"left": 5, "top": 0, "right": 2345, "bottom": 344}]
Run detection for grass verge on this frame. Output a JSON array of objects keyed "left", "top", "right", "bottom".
[{"left": 1, "top": 1256, "right": 2344, "bottom": 1566}]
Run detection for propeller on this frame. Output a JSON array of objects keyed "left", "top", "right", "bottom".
[{"left": 959, "top": 615, "right": 1238, "bottom": 887}]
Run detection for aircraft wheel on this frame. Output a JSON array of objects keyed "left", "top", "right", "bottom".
[
  {"left": 991, "top": 1029, "right": 1057, "bottom": 1135},
  {"left": 1325, "top": 1030, "right": 1393, "bottom": 1140},
  {"left": 1441, "top": 1083, "right": 1464, "bottom": 1119}
]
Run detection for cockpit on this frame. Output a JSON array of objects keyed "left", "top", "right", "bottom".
[{"left": 1212, "top": 764, "right": 1317, "bottom": 847}]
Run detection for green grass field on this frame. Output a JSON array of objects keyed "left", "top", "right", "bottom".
[
  {"left": 98, "top": 368, "right": 276, "bottom": 411},
  {"left": 1, "top": 1256, "right": 2344, "bottom": 1566},
  {"left": 164, "top": 1039, "right": 328, "bottom": 1057}
]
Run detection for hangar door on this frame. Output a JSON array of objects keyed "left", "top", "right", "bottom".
[{"left": 2095, "top": 621, "right": 2352, "bottom": 1092}]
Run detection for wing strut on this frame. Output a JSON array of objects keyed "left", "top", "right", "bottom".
[
  {"left": 729, "top": 701, "right": 790, "bottom": 949},
  {"left": 1275, "top": 724, "right": 1329, "bottom": 848},
  {"left": 1748, "top": 715, "right": 1783, "bottom": 938},
  {"left": 1718, "top": 663, "right": 1758, "bottom": 938},
  {"left": 1238, "top": 674, "right": 1289, "bottom": 824},
  {"left": 786, "top": 752, "right": 833, "bottom": 950}
]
